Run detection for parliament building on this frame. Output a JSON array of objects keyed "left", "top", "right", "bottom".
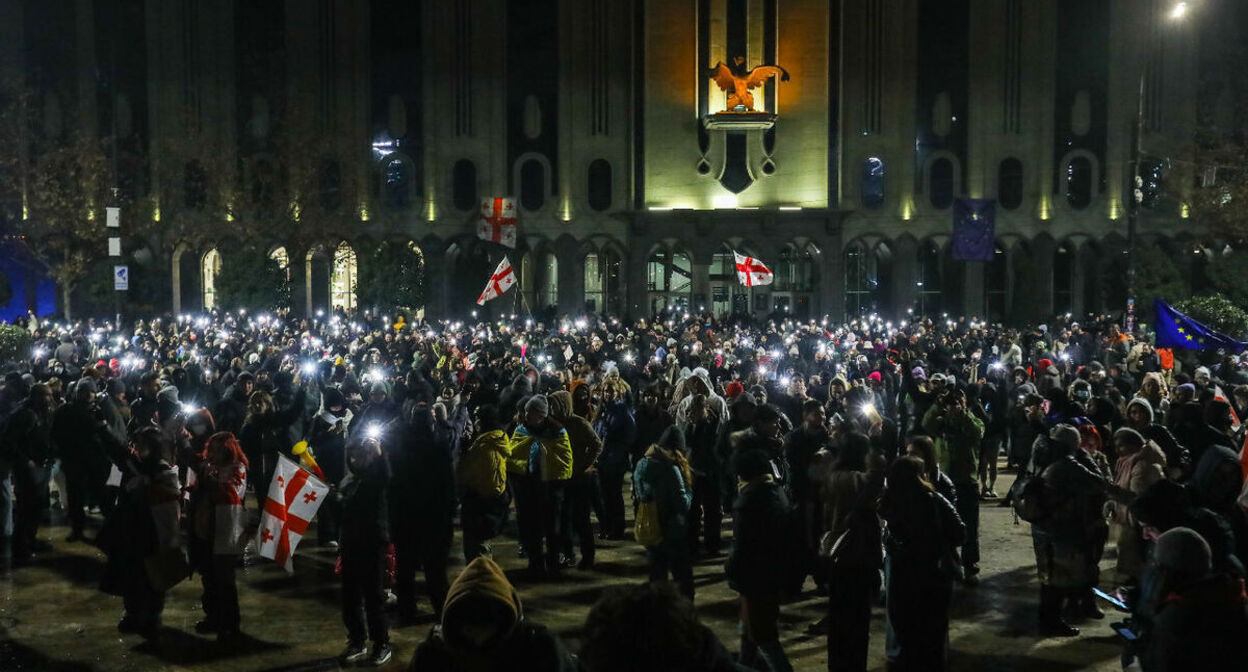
[{"left": 0, "top": 0, "right": 1239, "bottom": 323}]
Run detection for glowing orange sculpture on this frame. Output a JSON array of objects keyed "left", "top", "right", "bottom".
[{"left": 708, "top": 56, "right": 790, "bottom": 112}]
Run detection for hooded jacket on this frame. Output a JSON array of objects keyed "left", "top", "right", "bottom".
[
  {"left": 633, "top": 445, "right": 692, "bottom": 546},
  {"left": 1127, "top": 397, "right": 1189, "bottom": 478},
  {"left": 410, "top": 556, "right": 577, "bottom": 672},
  {"left": 547, "top": 391, "right": 603, "bottom": 472},
  {"left": 509, "top": 422, "right": 573, "bottom": 482},
  {"left": 456, "top": 430, "right": 510, "bottom": 498},
  {"left": 1140, "top": 574, "right": 1248, "bottom": 672}
]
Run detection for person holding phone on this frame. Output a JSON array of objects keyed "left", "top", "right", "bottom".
[{"left": 922, "top": 388, "right": 985, "bottom": 584}]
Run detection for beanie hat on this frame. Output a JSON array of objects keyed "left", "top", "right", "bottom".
[
  {"left": 1037, "top": 358, "right": 1054, "bottom": 372},
  {"left": 724, "top": 381, "right": 745, "bottom": 399},
  {"left": 76, "top": 377, "right": 98, "bottom": 394},
  {"left": 868, "top": 371, "right": 883, "bottom": 383},
  {"left": 911, "top": 366, "right": 927, "bottom": 381},
  {"left": 657, "top": 425, "right": 686, "bottom": 454},
  {"left": 524, "top": 394, "right": 549, "bottom": 417},
  {"left": 1113, "top": 427, "right": 1146, "bottom": 450},
  {"left": 1049, "top": 423, "right": 1081, "bottom": 453},
  {"left": 1195, "top": 366, "right": 1211, "bottom": 380},
  {"left": 1154, "top": 527, "right": 1212, "bottom": 578},
  {"left": 369, "top": 381, "right": 389, "bottom": 398},
  {"left": 156, "top": 385, "right": 180, "bottom": 404}
]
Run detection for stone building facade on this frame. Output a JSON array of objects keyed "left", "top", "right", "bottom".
[{"left": 0, "top": 0, "right": 1229, "bottom": 323}]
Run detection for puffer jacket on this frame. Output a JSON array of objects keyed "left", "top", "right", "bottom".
[
  {"left": 510, "top": 424, "right": 573, "bottom": 482},
  {"left": 456, "top": 429, "right": 510, "bottom": 498},
  {"left": 547, "top": 391, "right": 603, "bottom": 472}
]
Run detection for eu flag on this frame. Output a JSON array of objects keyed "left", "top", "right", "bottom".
[
  {"left": 1154, "top": 299, "right": 1248, "bottom": 352},
  {"left": 952, "top": 198, "right": 996, "bottom": 262}
]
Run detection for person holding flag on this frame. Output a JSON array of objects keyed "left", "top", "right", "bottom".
[{"left": 187, "top": 432, "right": 249, "bottom": 640}]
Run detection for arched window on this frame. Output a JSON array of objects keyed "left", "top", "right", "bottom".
[
  {"left": 861, "top": 157, "right": 885, "bottom": 209},
  {"left": 452, "top": 159, "right": 477, "bottom": 211},
  {"left": 331, "top": 242, "right": 357, "bottom": 312},
  {"left": 929, "top": 158, "right": 955, "bottom": 209},
  {"left": 998, "top": 158, "right": 1024, "bottom": 210},
  {"left": 844, "top": 242, "right": 871, "bottom": 317},
  {"left": 382, "top": 157, "right": 413, "bottom": 210},
  {"left": 1065, "top": 156, "right": 1093, "bottom": 209},
  {"left": 917, "top": 241, "right": 943, "bottom": 317},
  {"left": 202, "top": 249, "right": 221, "bottom": 309},
  {"left": 776, "top": 244, "right": 817, "bottom": 293},
  {"left": 587, "top": 159, "right": 612, "bottom": 212},
  {"left": 520, "top": 159, "right": 546, "bottom": 211},
  {"left": 185, "top": 161, "right": 207, "bottom": 210},
  {"left": 646, "top": 249, "right": 692, "bottom": 313}
]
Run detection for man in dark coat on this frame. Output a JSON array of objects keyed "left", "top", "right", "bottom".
[
  {"left": 52, "top": 379, "right": 116, "bottom": 542},
  {"left": 3, "top": 384, "right": 56, "bottom": 563}
]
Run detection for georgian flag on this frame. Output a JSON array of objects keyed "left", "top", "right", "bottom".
[
  {"left": 476, "top": 256, "right": 517, "bottom": 305},
  {"left": 476, "top": 197, "right": 518, "bottom": 248},
  {"left": 734, "top": 251, "right": 774, "bottom": 287},
  {"left": 256, "top": 455, "right": 329, "bottom": 572}
]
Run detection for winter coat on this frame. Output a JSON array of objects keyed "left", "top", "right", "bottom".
[
  {"left": 457, "top": 429, "right": 510, "bottom": 498},
  {"left": 547, "top": 391, "right": 602, "bottom": 472},
  {"left": 1140, "top": 575, "right": 1248, "bottom": 672},
  {"left": 922, "top": 405, "right": 985, "bottom": 485},
  {"left": 339, "top": 458, "right": 391, "bottom": 548},
  {"left": 594, "top": 400, "right": 637, "bottom": 469},
  {"left": 880, "top": 489, "right": 965, "bottom": 579},
  {"left": 509, "top": 424, "right": 574, "bottom": 481},
  {"left": 633, "top": 445, "right": 692, "bottom": 547},
  {"left": 1111, "top": 442, "right": 1165, "bottom": 525},
  {"left": 726, "top": 477, "right": 792, "bottom": 594}
]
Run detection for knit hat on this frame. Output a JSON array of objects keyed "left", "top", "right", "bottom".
[
  {"left": 75, "top": 377, "right": 98, "bottom": 394},
  {"left": 911, "top": 366, "right": 927, "bottom": 381},
  {"left": 1049, "top": 423, "right": 1081, "bottom": 453},
  {"left": 524, "top": 394, "right": 549, "bottom": 417},
  {"left": 1154, "top": 527, "right": 1212, "bottom": 578},
  {"left": 724, "top": 381, "right": 745, "bottom": 399},
  {"left": 1113, "top": 427, "right": 1146, "bottom": 450},
  {"left": 1037, "top": 358, "right": 1054, "bottom": 372},
  {"left": 657, "top": 425, "right": 686, "bottom": 454},
  {"left": 1195, "top": 366, "right": 1211, "bottom": 381},
  {"left": 868, "top": 371, "right": 882, "bottom": 383},
  {"left": 369, "top": 381, "right": 389, "bottom": 398}
]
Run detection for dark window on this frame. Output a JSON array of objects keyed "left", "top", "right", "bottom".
[
  {"left": 520, "top": 159, "right": 545, "bottom": 211},
  {"left": 1066, "top": 156, "right": 1093, "bottom": 209},
  {"left": 320, "top": 158, "right": 342, "bottom": 211},
  {"left": 382, "top": 158, "right": 412, "bottom": 210},
  {"left": 929, "top": 158, "right": 955, "bottom": 209},
  {"left": 452, "top": 159, "right": 477, "bottom": 211},
  {"left": 184, "top": 161, "right": 207, "bottom": 210},
  {"left": 861, "top": 157, "right": 885, "bottom": 209},
  {"left": 998, "top": 158, "right": 1024, "bottom": 210},
  {"left": 587, "top": 159, "right": 612, "bottom": 211}
]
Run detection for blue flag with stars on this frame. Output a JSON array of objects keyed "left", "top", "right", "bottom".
[
  {"left": 952, "top": 198, "right": 996, "bottom": 262},
  {"left": 1154, "top": 299, "right": 1248, "bottom": 352}
]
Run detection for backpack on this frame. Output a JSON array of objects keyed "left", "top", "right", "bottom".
[{"left": 1012, "top": 470, "right": 1048, "bottom": 524}]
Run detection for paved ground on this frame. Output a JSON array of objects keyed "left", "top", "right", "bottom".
[{"left": 0, "top": 469, "right": 1128, "bottom": 671}]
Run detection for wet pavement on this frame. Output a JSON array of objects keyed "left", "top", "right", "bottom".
[{"left": 0, "top": 469, "right": 1126, "bottom": 671}]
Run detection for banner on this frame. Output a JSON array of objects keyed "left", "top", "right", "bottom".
[
  {"left": 1154, "top": 299, "right": 1248, "bottom": 352},
  {"left": 952, "top": 198, "right": 996, "bottom": 262},
  {"left": 476, "top": 197, "right": 518, "bottom": 248}
]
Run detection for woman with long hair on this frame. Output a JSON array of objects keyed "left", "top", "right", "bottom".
[
  {"left": 878, "top": 456, "right": 965, "bottom": 671},
  {"left": 188, "top": 431, "right": 249, "bottom": 640},
  {"left": 239, "top": 386, "right": 304, "bottom": 509}
]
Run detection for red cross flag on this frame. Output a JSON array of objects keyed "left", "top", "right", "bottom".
[
  {"left": 256, "top": 455, "right": 329, "bottom": 572},
  {"left": 477, "top": 197, "right": 518, "bottom": 248},
  {"left": 476, "top": 256, "right": 517, "bottom": 306},
  {"left": 734, "top": 251, "right": 774, "bottom": 287}
]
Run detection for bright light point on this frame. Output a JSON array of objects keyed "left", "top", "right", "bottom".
[
  {"left": 301, "top": 361, "right": 317, "bottom": 375},
  {"left": 712, "top": 194, "right": 739, "bottom": 209},
  {"left": 1170, "top": 2, "right": 1188, "bottom": 20},
  {"left": 365, "top": 424, "right": 382, "bottom": 440}
]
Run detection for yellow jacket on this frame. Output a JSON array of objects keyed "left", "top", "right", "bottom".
[
  {"left": 508, "top": 424, "right": 574, "bottom": 481},
  {"left": 457, "top": 429, "right": 510, "bottom": 498}
]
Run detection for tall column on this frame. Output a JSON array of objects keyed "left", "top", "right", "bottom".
[
  {"left": 892, "top": 237, "right": 919, "bottom": 318},
  {"left": 963, "top": 262, "right": 985, "bottom": 318},
  {"left": 1031, "top": 237, "right": 1056, "bottom": 323},
  {"left": 288, "top": 246, "right": 310, "bottom": 317},
  {"left": 422, "top": 243, "right": 449, "bottom": 320},
  {"left": 691, "top": 260, "right": 711, "bottom": 313},
  {"left": 1070, "top": 245, "right": 1088, "bottom": 318}
]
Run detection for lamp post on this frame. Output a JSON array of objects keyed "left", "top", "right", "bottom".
[{"left": 1126, "top": 2, "right": 1192, "bottom": 333}]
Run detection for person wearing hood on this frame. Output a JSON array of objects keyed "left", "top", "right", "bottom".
[
  {"left": 1187, "top": 445, "right": 1248, "bottom": 570},
  {"left": 310, "top": 386, "right": 351, "bottom": 547},
  {"left": 351, "top": 381, "right": 401, "bottom": 438},
  {"left": 457, "top": 405, "right": 512, "bottom": 561},
  {"left": 211, "top": 371, "right": 252, "bottom": 436},
  {"left": 633, "top": 383, "right": 674, "bottom": 468},
  {"left": 1130, "top": 479, "right": 1244, "bottom": 578},
  {"left": 408, "top": 556, "right": 577, "bottom": 671},
  {"left": 1125, "top": 397, "right": 1188, "bottom": 480},
  {"left": 499, "top": 373, "right": 535, "bottom": 422},
  {"left": 510, "top": 395, "right": 574, "bottom": 577},
  {"left": 1136, "top": 527, "right": 1248, "bottom": 672},
  {"left": 594, "top": 379, "right": 637, "bottom": 541},
  {"left": 547, "top": 390, "right": 603, "bottom": 569},
  {"left": 1110, "top": 428, "right": 1166, "bottom": 583},
  {"left": 634, "top": 426, "right": 695, "bottom": 600},
  {"left": 337, "top": 435, "right": 393, "bottom": 666}
]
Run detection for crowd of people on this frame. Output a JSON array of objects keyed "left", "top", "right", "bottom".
[{"left": 2, "top": 306, "right": 1248, "bottom": 671}]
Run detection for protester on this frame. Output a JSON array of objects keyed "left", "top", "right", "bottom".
[
  {"left": 337, "top": 437, "right": 393, "bottom": 666},
  {"left": 634, "top": 425, "right": 695, "bottom": 600},
  {"left": 187, "top": 431, "right": 248, "bottom": 640},
  {"left": 456, "top": 405, "right": 511, "bottom": 561}
]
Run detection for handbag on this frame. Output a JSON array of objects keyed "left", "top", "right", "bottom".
[
  {"left": 634, "top": 499, "right": 663, "bottom": 547},
  {"left": 144, "top": 546, "right": 190, "bottom": 592}
]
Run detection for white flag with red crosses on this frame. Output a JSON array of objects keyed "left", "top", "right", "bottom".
[
  {"left": 733, "top": 251, "right": 774, "bottom": 287},
  {"left": 476, "top": 256, "right": 517, "bottom": 306},
  {"left": 256, "top": 455, "right": 329, "bottom": 572}
]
